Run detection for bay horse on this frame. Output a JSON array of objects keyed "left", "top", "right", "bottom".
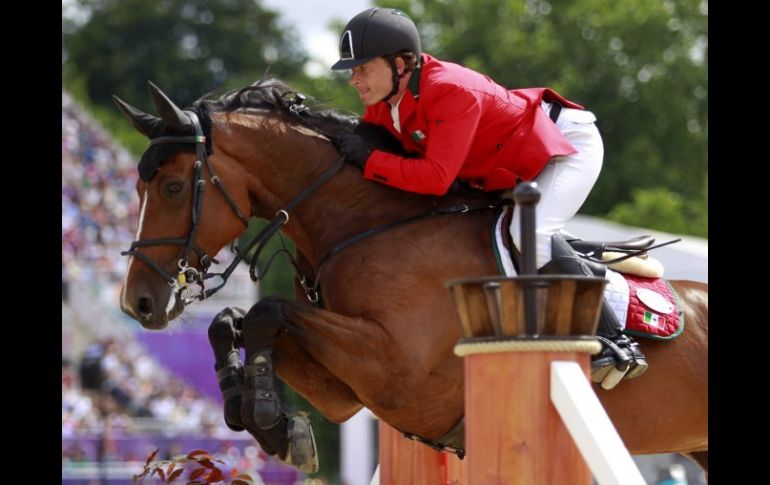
[{"left": 115, "top": 79, "right": 708, "bottom": 475}]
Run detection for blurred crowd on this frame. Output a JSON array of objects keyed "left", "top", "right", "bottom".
[
  {"left": 61, "top": 92, "right": 280, "bottom": 478},
  {"left": 62, "top": 336, "right": 229, "bottom": 439},
  {"left": 61, "top": 337, "right": 291, "bottom": 481},
  {"left": 62, "top": 90, "right": 138, "bottom": 284},
  {"left": 62, "top": 90, "right": 228, "bottom": 439}
]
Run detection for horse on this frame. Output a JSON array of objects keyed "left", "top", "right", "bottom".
[{"left": 115, "top": 79, "right": 708, "bottom": 475}]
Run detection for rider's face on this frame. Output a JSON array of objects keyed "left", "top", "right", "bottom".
[{"left": 349, "top": 57, "right": 402, "bottom": 106}]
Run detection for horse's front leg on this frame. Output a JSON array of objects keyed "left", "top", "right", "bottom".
[
  {"left": 210, "top": 304, "right": 340, "bottom": 474},
  {"left": 207, "top": 307, "right": 246, "bottom": 432},
  {"left": 210, "top": 299, "right": 367, "bottom": 473},
  {"left": 220, "top": 299, "right": 318, "bottom": 473},
  {"left": 208, "top": 306, "right": 298, "bottom": 468}
]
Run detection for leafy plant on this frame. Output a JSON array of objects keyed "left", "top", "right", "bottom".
[{"left": 133, "top": 448, "right": 259, "bottom": 484}]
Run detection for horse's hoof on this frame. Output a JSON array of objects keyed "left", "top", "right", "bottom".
[{"left": 283, "top": 413, "right": 319, "bottom": 473}]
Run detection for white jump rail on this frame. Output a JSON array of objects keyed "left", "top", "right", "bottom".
[{"left": 551, "top": 361, "right": 646, "bottom": 485}]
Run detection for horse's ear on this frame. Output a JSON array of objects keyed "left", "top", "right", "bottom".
[
  {"left": 112, "top": 95, "right": 161, "bottom": 138},
  {"left": 147, "top": 81, "right": 192, "bottom": 131}
]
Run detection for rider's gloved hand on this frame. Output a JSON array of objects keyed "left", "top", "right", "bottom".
[
  {"left": 332, "top": 121, "right": 415, "bottom": 170},
  {"left": 332, "top": 132, "right": 372, "bottom": 170}
]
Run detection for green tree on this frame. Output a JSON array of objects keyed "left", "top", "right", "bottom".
[
  {"left": 607, "top": 184, "right": 706, "bottom": 237},
  {"left": 379, "top": 0, "right": 707, "bottom": 235},
  {"left": 608, "top": 187, "right": 688, "bottom": 234},
  {"left": 63, "top": 0, "right": 308, "bottom": 111}
]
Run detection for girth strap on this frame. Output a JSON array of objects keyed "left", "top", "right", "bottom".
[
  {"left": 301, "top": 199, "right": 512, "bottom": 306},
  {"left": 401, "top": 416, "right": 466, "bottom": 458}
]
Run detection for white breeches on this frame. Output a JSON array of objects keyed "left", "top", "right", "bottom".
[{"left": 509, "top": 102, "right": 604, "bottom": 269}]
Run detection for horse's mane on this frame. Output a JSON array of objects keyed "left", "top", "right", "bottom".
[
  {"left": 190, "top": 77, "right": 495, "bottom": 202},
  {"left": 192, "top": 77, "right": 358, "bottom": 139}
]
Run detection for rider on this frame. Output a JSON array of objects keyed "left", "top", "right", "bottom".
[{"left": 330, "top": 7, "right": 647, "bottom": 387}]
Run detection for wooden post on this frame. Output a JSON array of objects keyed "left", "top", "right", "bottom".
[
  {"left": 446, "top": 182, "right": 607, "bottom": 484},
  {"left": 459, "top": 346, "right": 595, "bottom": 484},
  {"left": 378, "top": 422, "right": 465, "bottom": 484}
]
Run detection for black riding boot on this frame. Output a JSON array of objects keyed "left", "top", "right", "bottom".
[{"left": 541, "top": 234, "right": 648, "bottom": 389}]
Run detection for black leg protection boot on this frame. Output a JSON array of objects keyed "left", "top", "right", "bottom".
[
  {"left": 215, "top": 351, "right": 245, "bottom": 431},
  {"left": 208, "top": 308, "right": 247, "bottom": 431},
  {"left": 241, "top": 348, "right": 284, "bottom": 431},
  {"left": 238, "top": 300, "right": 318, "bottom": 473},
  {"left": 541, "top": 235, "right": 648, "bottom": 390},
  {"left": 241, "top": 348, "right": 318, "bottom": 473},
  {"left": 238, "top": 346, "right": 290, "bottom": 459}
]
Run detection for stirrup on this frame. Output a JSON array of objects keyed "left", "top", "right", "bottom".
[
  {"left": 592, "top": 336, "right": 647, "bottom": 389},
  {"left": 600, "top": 365, "right": 629, "bottom": 390},
  {"left": 592, "top": 357, "right": 626, "bottom": 383},
  {"left": 592, "top": 336, "right": 632, "bottom": 389},
  {"left": 624, "top": 339, "right": 649, "bottom": 380}
]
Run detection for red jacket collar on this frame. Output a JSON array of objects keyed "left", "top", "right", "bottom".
[{"left": 391, "top": 64, "right": 422, "bottom": 126}]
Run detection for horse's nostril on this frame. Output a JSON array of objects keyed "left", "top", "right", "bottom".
[{"left": 137, "top": 296, "right": 154, "bottom": 318}]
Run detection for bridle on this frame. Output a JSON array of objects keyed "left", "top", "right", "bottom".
[
  {"left": 121, "top": 107, "right": 349, "bottom": 306},
  {"left": 121, "top": 110, "right": 250, "bottom": 305}
]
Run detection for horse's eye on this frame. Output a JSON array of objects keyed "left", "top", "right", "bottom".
[{"left": 164, "top": 181, "right": 184, "bottom": 197}]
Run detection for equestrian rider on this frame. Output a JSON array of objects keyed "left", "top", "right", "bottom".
[{"left": 330, "top": 7, "right": 648, "bottom": 386}]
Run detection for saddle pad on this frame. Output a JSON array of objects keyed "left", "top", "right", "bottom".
[
  {"left": 492, "top": 205, "right": 517, "bottom": 277},
  {"left": 492, "top": 211, "right": 684, "bottom": 340},
  {"left": 622, "top": 274, "right": 684, "bottom": 340}
]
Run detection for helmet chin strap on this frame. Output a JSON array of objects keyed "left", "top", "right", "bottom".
[{"left": 380, "top": 56, "right": 404, "bottom": 104}]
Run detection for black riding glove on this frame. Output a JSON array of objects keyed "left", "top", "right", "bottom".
[
  {"left": 332, "top": 122, "right": 415, "bottom": 170},
  {"left": 333, "top": 132, "right": 373, "bottom": 170}
]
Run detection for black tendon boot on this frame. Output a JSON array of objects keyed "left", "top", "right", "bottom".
[
  {"left": 241, "top": 347, "right": 318, "bottom": 473},
  {"left": 208, "top": 308, "right": 247, "bottom": 431},
  {"left": 540, "top": 234, "right": 648, "bottom": 390},
  {"left": 237, "top": 300, "right": 318, "bottom": 472}
]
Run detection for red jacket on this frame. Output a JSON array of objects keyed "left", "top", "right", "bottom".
[{"left": 362, "top": 54, "right": 583, "bottom": 195}]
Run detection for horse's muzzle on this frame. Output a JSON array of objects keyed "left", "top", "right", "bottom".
[{"left": 120, "top": 283, "right": 183, "bottom": 329}]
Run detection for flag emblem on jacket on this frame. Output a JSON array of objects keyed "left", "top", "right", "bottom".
[{"left": 411, "top": 130, "right": 426, "bottom": 142}]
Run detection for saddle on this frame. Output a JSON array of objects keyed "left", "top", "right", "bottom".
[
  {"left": 495, "top": 205, "right": 659, "bottom": 279},
  {"left": 566, "top": 235, "right": 656, "bottom": 259},
  {"left": 564, "top": 235, "right": 658, "bottom": 278}
]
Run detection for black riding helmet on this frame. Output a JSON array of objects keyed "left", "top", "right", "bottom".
[
  {"left": 331, "top": 7, "right": 421, "bottom": 71},
  {"left": 332, "top": 8, "right": 421, "bottom": 102}
]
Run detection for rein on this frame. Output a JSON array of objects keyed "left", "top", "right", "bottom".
[
  {"left": 292, "top": 199, "right": 512, "bottom": 305},
  {"left": 122, "top": 104, "right": 510, "bottom": 308}
]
